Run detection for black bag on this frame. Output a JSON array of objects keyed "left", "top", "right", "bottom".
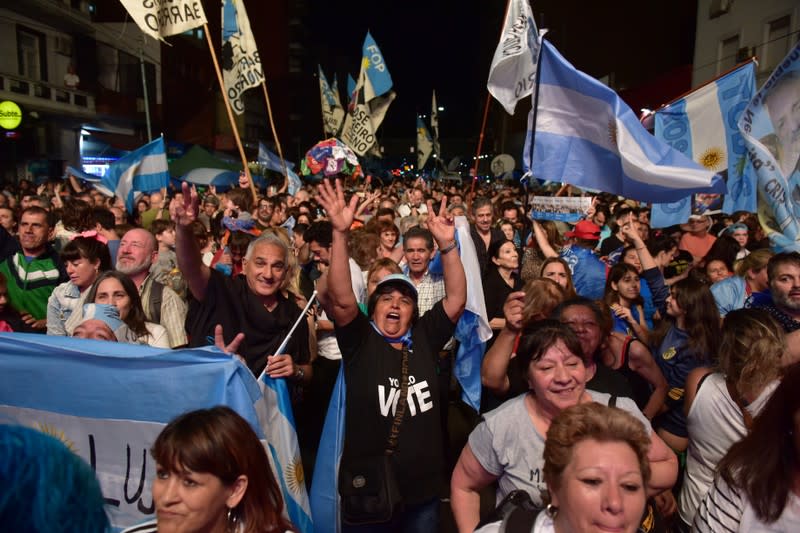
[
  {"left": 339, "top": 454, "right": 403, "bottom": 525},
  {"left": 339, "top": 345, "right": 411, "bottom": 525}
]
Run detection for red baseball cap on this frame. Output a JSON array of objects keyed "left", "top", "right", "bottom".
[{"left": 565, "top": 220, "right": 601, "bottom": 241}]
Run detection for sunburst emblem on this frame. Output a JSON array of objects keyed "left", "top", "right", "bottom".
[
  {"left": 36, "top": 423, "right": 77, "bottom": 453},
  {"left": 698, "top": 147, "right": 725, "bottom": 171},
  {"left": 285, "top": 456, "right": 305, "bottom": 494},
  {"left": 607, "top": 119, "right": 618, "bottom": 146}
]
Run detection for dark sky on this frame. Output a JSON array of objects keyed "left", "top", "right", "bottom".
[{"left": 305, "top": 0, "right": 697, "bottom": 142}]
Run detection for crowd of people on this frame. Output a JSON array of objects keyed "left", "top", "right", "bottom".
[{"left": 1, "top": 172, "right": 800, "bottom": 533}]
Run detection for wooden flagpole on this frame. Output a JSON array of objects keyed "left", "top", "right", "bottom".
[
  {"left": 202, "top": 23, "right": 258, "bottom": 203},
  {"left": 261, "top": 82, "right": 291, "bottom": 191},
  {"left": 471, "top": 92, "right": 492, "bottom": 194}
]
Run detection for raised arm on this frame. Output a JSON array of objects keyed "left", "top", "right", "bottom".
[
  {"left": 531, "top": 219, "right": 558, "bottom": 258},
  {"left": 620, "top": 214, "right": 657, "bottom": 271},
  {"left": 171, "top": 182, "right": 211, "bottom": 301},
  {"left": 426, "top": 197, "right": 466, "bottom": 323},
  {"left": 316, "top": 179, "right": 359, "bottom": 326},
  {"left": 481, "top": 291, "right": 525, "bottom": 395}
]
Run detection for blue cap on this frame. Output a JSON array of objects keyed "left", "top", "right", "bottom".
[
  {"left": 80, "top": 303, "right": 125, "bottom": 333},
  {"left": 375, "top": 273, "right": 418, "bottom": 298}
]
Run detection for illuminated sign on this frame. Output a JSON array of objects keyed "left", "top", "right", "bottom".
[{"left": 0, "top": 101, "right": 22, "bottom": 130}]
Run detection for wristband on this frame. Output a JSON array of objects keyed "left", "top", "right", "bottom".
[{"left": 439, "top": 240, "right": 458, "bottom": 255}]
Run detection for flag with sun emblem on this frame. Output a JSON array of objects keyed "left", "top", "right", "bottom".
[
  {"left": 524, "top": 40, "right": 726, "bottom": 203},
  {"left": 651, "top": 61, "right": 757, "bottom": 228},
  {"left": 256, "top": 375, "right": 313, "bottom": 533}
]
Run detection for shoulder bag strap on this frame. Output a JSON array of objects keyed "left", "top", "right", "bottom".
[
  {"left": 385, "top": 345, "right": 410, "bottom": 454},
  {"left": 725, "top": 379, "right": 754, "bottom": 430}
]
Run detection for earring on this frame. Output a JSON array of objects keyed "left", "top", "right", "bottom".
[
  {"left": 546, "top": 503, "right": 558, "bottom": 519},
  {"left": 226, "top": 507, "right": 239, "bottom": 532}
]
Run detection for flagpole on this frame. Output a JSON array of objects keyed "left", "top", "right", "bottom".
[
  {"left": 471, "top": 92, "right": 492, "bottom": 194},
  {"left": 261, "top": 82, "right": 291, "bottom": 190},
  {"left": 524, "top": 34, "right": 546, "bottom": 218},
  {"left": 202, "top": 23, "right": 259, "bottom": 204}
]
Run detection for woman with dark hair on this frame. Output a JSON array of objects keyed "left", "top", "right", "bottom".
[
  {"left": 451, "top": 321, "right": 677, "bottom": 532},
  {"left": 121, "top": 406, "right": 294, "bottom": 533},
  {"left": 693, "top": 362, "right": 800, "bottom": 531},
  {"left": 46, "top": 235, "right": 112, "bottom": 336},
  {"left": 375, "top": 219, "right": 402, "bottom": 261},
  {"left": 475, "top": 403, "right": 651, "bottom": 533},
  {"left": 539, "top": 257, "right": 577, "bottom": 299},
  {"left": 483, "top": 239, "right": 522, "bottom": 334},
  {"left": 80, "top": 270, "right": 169, "bottom": 348},
  {"left": 678, "top": 309, "right": 786, "bottom": 529},
  {"left": 604, "top": 263, "right": 650, "bottom": 342},
  {"left": 317, "top": 179, "right": 466, "bottom": 531},
  {"left": 650, "top": 278, "right": 720, "bottom": 452},
  {"left": 53, "top": 198, "right": 95, "bottom": 252}
]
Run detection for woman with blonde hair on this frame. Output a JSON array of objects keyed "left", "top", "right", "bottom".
[
  {"left": 677, "top": 308, "right": 787, "bottom": 529},
  {"left": 476, "top": 402, "right": 651, "bottom": 533},
  {"left": 710, "top": 248, "right": 774, "bottom": 318}
]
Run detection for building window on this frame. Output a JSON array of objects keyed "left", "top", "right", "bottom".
[
  {"left": 718, "top": 34, "right": 739, "bottom": 74},
  {"left": 17, "top": 27, "right": 46, "bottom": 81},
  {"left": 764, "top": 15, "right": 793, "bottom": 71}
]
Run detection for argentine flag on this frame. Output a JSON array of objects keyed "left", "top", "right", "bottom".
[
  {"left": 256, "top": 375, "right": 314, "bottom": 533},
  {"left": 258, "top": 142, "right": 303, "bottom": 195},
  {"left": 100, "top": 137, "right": 169, "bottom": 213},
  {"left": 651, "top": 61, "right": 757, "bottom": 228},
  {"left": 525, "top": 40, "right": 726, "bottom": 203},
  {"left": 66, "top": 165, "right": 115, "bottom": 197}
]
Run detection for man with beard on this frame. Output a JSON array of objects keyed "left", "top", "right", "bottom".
[
  {"left": 469, "top": 196, "right": 504, "bottom": 276},
  {"left": 757, "top": 252, "right": 800, "bottom": 362}
]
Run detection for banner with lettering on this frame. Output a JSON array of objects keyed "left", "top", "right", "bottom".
[
  {"left": 118, "top": 0, "right": 206, "bottom": 41},
  {"left": 487, "top": 0, "right": 540, "bottom": 115},
  {"left": 738, "top": 42, "right": 800, "bottom": 252},
  {"left": 529, "top": 195, "right": 592, "bottom": 222},
  {"left": 221, "top": 0, "right": 264, "bottom": 114},
  {"left": 0, "top": 333, "right": 310, "bottom": 531}
]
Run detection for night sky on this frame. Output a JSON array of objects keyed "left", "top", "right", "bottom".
[{"left": 305, "top": 0, "right": 697, "bottom": 143}]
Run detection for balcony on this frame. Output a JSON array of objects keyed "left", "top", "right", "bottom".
[
  {"left": 5, "top": 0, "right": 95, "bottom": 35},
  {"left": 0, "top": 71, "right": 95, "bottom": 117}
]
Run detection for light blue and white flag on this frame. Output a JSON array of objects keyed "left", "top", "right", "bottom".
[
  {"left": 221, "top": 0, "right": 264, "bottom": 114},
  {"left": 66, "top": 165, "right": 114, "bottom": 197},
  {"left": 0, "top": 333, "right": 263, "bottom": 531},
  {"left": 258, "top": 142, "right": 302, "bottom": 195},
  {"left": 362, "top": 31, "right": 393, "bottom": 97},
  {"left": 651, "top": 61, "right": 757, "bottom": 228},
  {"left": 452, "top": 216, "right": 492, "bottom": 411},
  {"left": 346, "top": 73, "right": 357, "bottom": 100},
  {"left": 417, "top": 117, "right": 433, "bottom": 169},
  {"left": 256, "top": 375, "right": 313, "bottom": 533},
  {"left": 738, "top": 42, "right": 800, "bottom": 252},
  {"left": 319, "top": 66, "right": 345, "bottom": 137},
  {"left": 100, "top": 137, "right": 169, "bottom": 213},
  {"left": 309, "top": 363, "right": 345, "bottom": 533},
  {"left": 487, "top": 0, "right": 541, "bottom": 115},
  {"left": 524, "top": 40, "right": 726, "bottom": 203}
]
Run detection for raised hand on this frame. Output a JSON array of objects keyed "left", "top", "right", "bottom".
[
  {"left": 503, "top": 291, "right": 526, "bottom": 332},
  {"left": 425, "top": 196, "right": 455, "bottom": 246},
  {"left": 213, "top": 324, "right": 246, "bottom": 365},
  {"left": 317, "top": 179, "right": 358, "bottom": 233},
  {"left": 170, "top": 181, "right": 199, "bottom": 227},
  {"left": 619, "top": 213, "right": 643, "bottom": 245}
]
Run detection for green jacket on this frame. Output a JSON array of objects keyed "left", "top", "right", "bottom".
[{"left": 0, "top": 250, "right": 67, "bottom": 321}]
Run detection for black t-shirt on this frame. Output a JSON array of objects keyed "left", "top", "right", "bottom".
[
  {"left": 483, "top": 268, "right": 523, "bottom": 323},
  {"left": 186, "top": 269, "right": 310, "bottom": 375},
  {"left": 600, "top": 234, "right": 625, "bottom": 257},
  {"left": 335, "top": 301, "right": 456, "bottom": 505}
]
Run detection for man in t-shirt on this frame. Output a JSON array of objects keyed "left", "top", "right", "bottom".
[{"left": 172, "top": 182, "right": 311, "bottom": 380}]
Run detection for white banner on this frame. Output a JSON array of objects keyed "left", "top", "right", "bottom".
[
  {"left": 222, "top": 0, "right": 264, "bottom": 114},
  {"left": 119, "top": 0, "right": 207, "bottom": 41}
]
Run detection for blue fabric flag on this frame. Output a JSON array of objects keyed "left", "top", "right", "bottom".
[
  {"left": 100, "top": 137, "right": 169, "bottom": 213},
  {"left": 362, "top": 31, "right": 393, "bottom": 97},
  {"left": 0, "top": 333, "right": 262, "bottom": 531},
  {"left": 651, "top": 62, "right": 757, "bottom": 228},
  {"left": 66, "top": 165, "right": 115, "bottom": 197},
  {"left": 257, "top": 375, "right": 314, "bottom": 533},
  {"left": 309, "top": 363, "right": 345, "bottom": 533},
  {"left": 737, "top": 42, "right": 800, "bottom": 252},
  {"left": 258, "top": 142, "right": 302, "bottom": 195},
  {"left": 524, "top": 41, "right": 726, "bottom": 203},
  {"left": 347, "top": 73, "right": 357, "bottom": 100}
]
